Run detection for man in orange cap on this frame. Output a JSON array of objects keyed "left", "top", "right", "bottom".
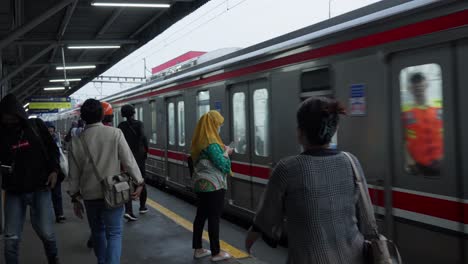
[{"left": 101, "top": 101, "right": 114, "bottom": 127}]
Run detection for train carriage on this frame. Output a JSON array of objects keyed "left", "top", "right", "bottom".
[{"left": 55, "top": 1, "right": 468, "bottom": 263}]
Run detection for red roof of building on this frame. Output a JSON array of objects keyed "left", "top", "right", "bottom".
[{"left": 151, "top": 51, "right": 206, "bottom": 74}]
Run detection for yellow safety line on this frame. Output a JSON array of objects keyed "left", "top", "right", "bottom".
[{"left": 146, "top": 198, "right": 249, "bottom": 259}]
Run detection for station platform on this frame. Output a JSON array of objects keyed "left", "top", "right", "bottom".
[{"left": 0, "top": 186, "right": 287, "bottom": 264}]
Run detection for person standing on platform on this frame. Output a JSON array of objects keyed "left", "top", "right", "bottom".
[
  {"left": 47, "top": 124, "right": 67, "bottom": 223},
  {"left": 191, "top": 110, "right": 233, "bottom": 262},
  {"left": 0, "top": 94, "right": 61, "bottom": 264},
  {"left": 117, "top": 104, "right": 149, "bottom": 221},
  {"left": 245, "top": 97, "right": 374, "bottom": 264},
  {"left": 68, "top": 99, "right": 144, "bottom": 264}
]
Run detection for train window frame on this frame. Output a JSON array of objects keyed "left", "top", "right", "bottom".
[
  {"left": 253, "top": 88, "right": 270, "bottom": 157},
  {"left": 150, "top": 100, "right": 157, "bottom": 144},
  {"left": 168, "top": 102, "right": 175, "bottom": 146},
  {"left": 178, "top": 101, "right": 185, "bottom": 146},
  {"left": 196, "top": 90, "right": 210, "bottom": 120},
  {"left": 301, "top": 67, "right": 331, "bottom": 93},
  {"left": 399, "top": 63, "right": 444, "bottom": 178},
  {"left": 232, "top": 92, "right": 247, "bottom": 154}
]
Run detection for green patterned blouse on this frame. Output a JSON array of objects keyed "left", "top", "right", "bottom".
[{"left": 193, "top": 143, "right": 231, "bottom": 192}]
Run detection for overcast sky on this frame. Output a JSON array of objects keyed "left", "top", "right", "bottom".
[{"left": 72, "top": 0, "right": 381, "bottom": 101}]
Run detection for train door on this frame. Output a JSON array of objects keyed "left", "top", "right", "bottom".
[
  {"left": 165, "top": 96, "right": 187, "bottom": 188},
  {"left": 390, "top": 44, "right": 462, "bottom": 264},
  {"left": 229, "top": 78, "right": 271, "bottom": 212}
]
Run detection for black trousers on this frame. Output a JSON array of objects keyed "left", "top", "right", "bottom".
[
  {"left": 192, "top": 189, "right": 225, "bottom": 256},
  {"left": 125, "top": 160, "right": 148, "bottom": 214}
]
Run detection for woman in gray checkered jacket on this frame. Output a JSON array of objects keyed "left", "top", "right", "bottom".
[{"left": 245, "top": 97, "right": 374, "bottom": 264}]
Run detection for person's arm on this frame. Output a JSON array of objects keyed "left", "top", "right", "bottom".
[
  {"left": 205, "top": 143, "right": 231, "bottom": 174},
  {"left": 350, "top": 154, "right": 376, "bottom": 238},
  {"left": 67, "top": 139, "right": 81, "bottom": 197},
  {"left": 246, "top": 160, "right": 288, "bottom": 252},
  {"left": 139, "top": 121, "right": 149, "bottom": 152},
  {"left": 117, "top": 130, "right": 144, "bottom": 185}
]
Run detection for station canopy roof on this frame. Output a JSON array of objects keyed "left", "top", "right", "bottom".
[{"left": 0, "top": 0, "right": 209, "bottom": 103}]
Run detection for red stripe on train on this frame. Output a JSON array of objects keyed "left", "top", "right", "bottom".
[
  {"left": 231, "top": 162, "right": 271, "bottom": 179},
  {"left": 115, "top": 10, "right": 468, "bottom": 105},
  {"left": 167, "top": 151, "right": 187, "bottom": 161},
  {"left": 148, "top": 148, "right": 164, "bottom": 157},
  {"left": 368, "top": 188, "right": 468, "bottom": 224}
]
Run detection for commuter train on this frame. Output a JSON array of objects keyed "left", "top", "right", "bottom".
[{"left": 55, "top": 1, "right": 468, "bottom": 263}]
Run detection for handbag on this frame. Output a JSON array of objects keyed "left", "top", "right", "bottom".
[
  {"left": 79, "top": 136, "right": 132, "bottom": 208},
  {"left": 343, "top": 152, "right": 403, "bottom": 264}
]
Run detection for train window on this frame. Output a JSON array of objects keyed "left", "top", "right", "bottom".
[
  {"left": 168, "top": 103, "right": 175, "bottom": 145},
  {"left": 253, "top": 89, "right": 270, "bottom": 157},
  {"left": 178, "top": 101, "right": 185, "bottom": 146},
  {"left": 197, "top": 91, "right": 210, "bottom": 120},
  {"left": 232, "top": 92, "right": 247, "bottom": 154},
  {"left": 400, "top": 63, "right": 443, "bottom": 177},
  {"left": 301, "top": 68, "right": 330, "bottom": 92},
  {"left": 139, "top": 107, "right": 143, "bottom": 122},
  {"left": 150, "top": 101, "right": 157, "bottom": 144}
]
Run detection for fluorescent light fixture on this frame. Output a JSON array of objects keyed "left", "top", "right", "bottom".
[
  {"left": 23, "top": 103, "right": 29, "bottom": 108},
  {"left": 44, "top": 87, "right": 66, "bottom": 91},
  {"left": 56, "top": 65, "right": 96, "bottom": 70},
  {"left": 25, "top": 108, "right": 29, "bottom": 112},
  {"left": 28, "top": 115, "right": 37, "bottom": 119},
  {"left": 50, "top": 78, "right": 81, "bottom": 82},
  {"left": 92, "top": 2, "right": 170, "bottom": 8},
  {"left": 68, "top": 45, "right": 121, "bottom": 49}
]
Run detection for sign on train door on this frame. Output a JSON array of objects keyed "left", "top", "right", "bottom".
[
  {"left": 390, "top": 44, "right": 461, "bottom": 264},
  {"left": 228, "top": 78, "right": 271, "bottom": 212},
  {"left": 165, "top": 96, "right": 187, "bottom": 188}
]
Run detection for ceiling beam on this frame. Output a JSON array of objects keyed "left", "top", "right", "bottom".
[
  {"left": 57, "top": 0, "right": 79, "bottom": 39},
  {"left": 15, "top": 39, "right": 139, "bottom": 46},
  {"left": 9, "top": 65, "right": 48, "bottom": 94},
  {"left": 29, "top": 61, "right": 109, "bottom": 67},
  {"left": 129, "top": 11, "right": 164, "bottom": 39},
  {"left": 0, "top": 44, "right": 56, "bottom": 87},
  {"left": 78, "top": 8, "right": 125, "bottom": 62},
  {"left": 0, "top": 0, "right": 75, "bottom": 50},
  {"left": 17, "top": 80, "right": 40, "bottom": 100}
]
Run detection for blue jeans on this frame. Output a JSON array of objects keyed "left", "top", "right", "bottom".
[
  {"left": 4, "top": 191, "right": 58, "bottom": 264},
  {"left": 84, "top": 200, "right": 124, "bottom": 264},
  {"left": 51, "top": 183, "right": 64, "bottom": 218}
]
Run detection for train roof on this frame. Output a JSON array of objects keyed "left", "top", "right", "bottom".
[{"left": 96, "top": 0, "right": 448, "bottom": 104}]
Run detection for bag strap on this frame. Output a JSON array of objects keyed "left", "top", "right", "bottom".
[
  {"left": 342, "top": 152, "right": 379, "bottom": 237},
  {"left": 125, "top": 121, "right": 138, "bottom": 137},
  {"left": 79, "top": 134, "right": 103, "bottom": 183}
]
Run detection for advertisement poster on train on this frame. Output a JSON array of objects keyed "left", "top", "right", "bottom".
[{"left": 349, "top": 84, "right": 366, "bottom": 116}]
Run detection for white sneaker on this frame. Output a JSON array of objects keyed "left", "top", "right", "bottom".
[
  {"left": 194, "top": 249, "right": 211, "bottom": 259},
  {"left": 211, "top": 252, "right": 231, "bottom": 262}
]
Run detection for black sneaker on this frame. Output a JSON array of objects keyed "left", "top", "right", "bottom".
[
  {"left": 56, "top": 216, "right": 66, "bottom": 223},
  {"left": 124, "top": 213, "right": 138, "bottom": 221},
  {"left": 139, "top": 207, "right": 149, "bottom": 214},
  {"left": 87, "top": 238, "right": 93, "bottom": 249}
]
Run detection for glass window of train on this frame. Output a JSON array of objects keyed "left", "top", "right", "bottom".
[
  {"left": 232, "top": 92, "right": 247, "bottom": 154},
  {"left": 150, "top": 101, "right": 157, "bottom": 144},
  {"left": 139, "top": 107, "right": 143, "bottom": 122},
  {"left": 178, "top": 101, "right": 185, "bottom": 146},
  {"left": 301, "top": 68, "right": 330, "bottom": 93},
  {"left": 253, "top": 89, "right": 270, "bottom": 157},
  {"left": 399, "top": 64, "right": 443, "bottom": 177},
  {"left": 168, "top": 103, "right": 175, "bottom": 145},
  {"left": 197, "top": 91, "right": 210, "bottom": 120}
]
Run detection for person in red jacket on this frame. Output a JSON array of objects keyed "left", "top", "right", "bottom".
[{"left": 402, "top": 72, "right": 443, "bottom": 176}]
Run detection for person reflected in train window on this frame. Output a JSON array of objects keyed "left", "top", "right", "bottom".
[
  {"left": 402, "top": 72, "right": 443, "bottom": 176},
  {"left": 191, "top": 110, "right": 233, "bottom": 262},
  {"left": 245, "top": 97, "right": 375, "bottom": 264},
  {"left": 118, "top": 104, "right": 149, "bottom": 221}
]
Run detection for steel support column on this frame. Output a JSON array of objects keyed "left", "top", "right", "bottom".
[
  {"left": 0, "top": 44, "right": 56, "bottom": 87},
  {"left": 0, "top": 0, "right": 74, "bottom": 50}
]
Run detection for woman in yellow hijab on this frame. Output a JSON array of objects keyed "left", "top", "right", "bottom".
[{"left": 191, "top": 110, "right": 233, "bottom": 262}]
